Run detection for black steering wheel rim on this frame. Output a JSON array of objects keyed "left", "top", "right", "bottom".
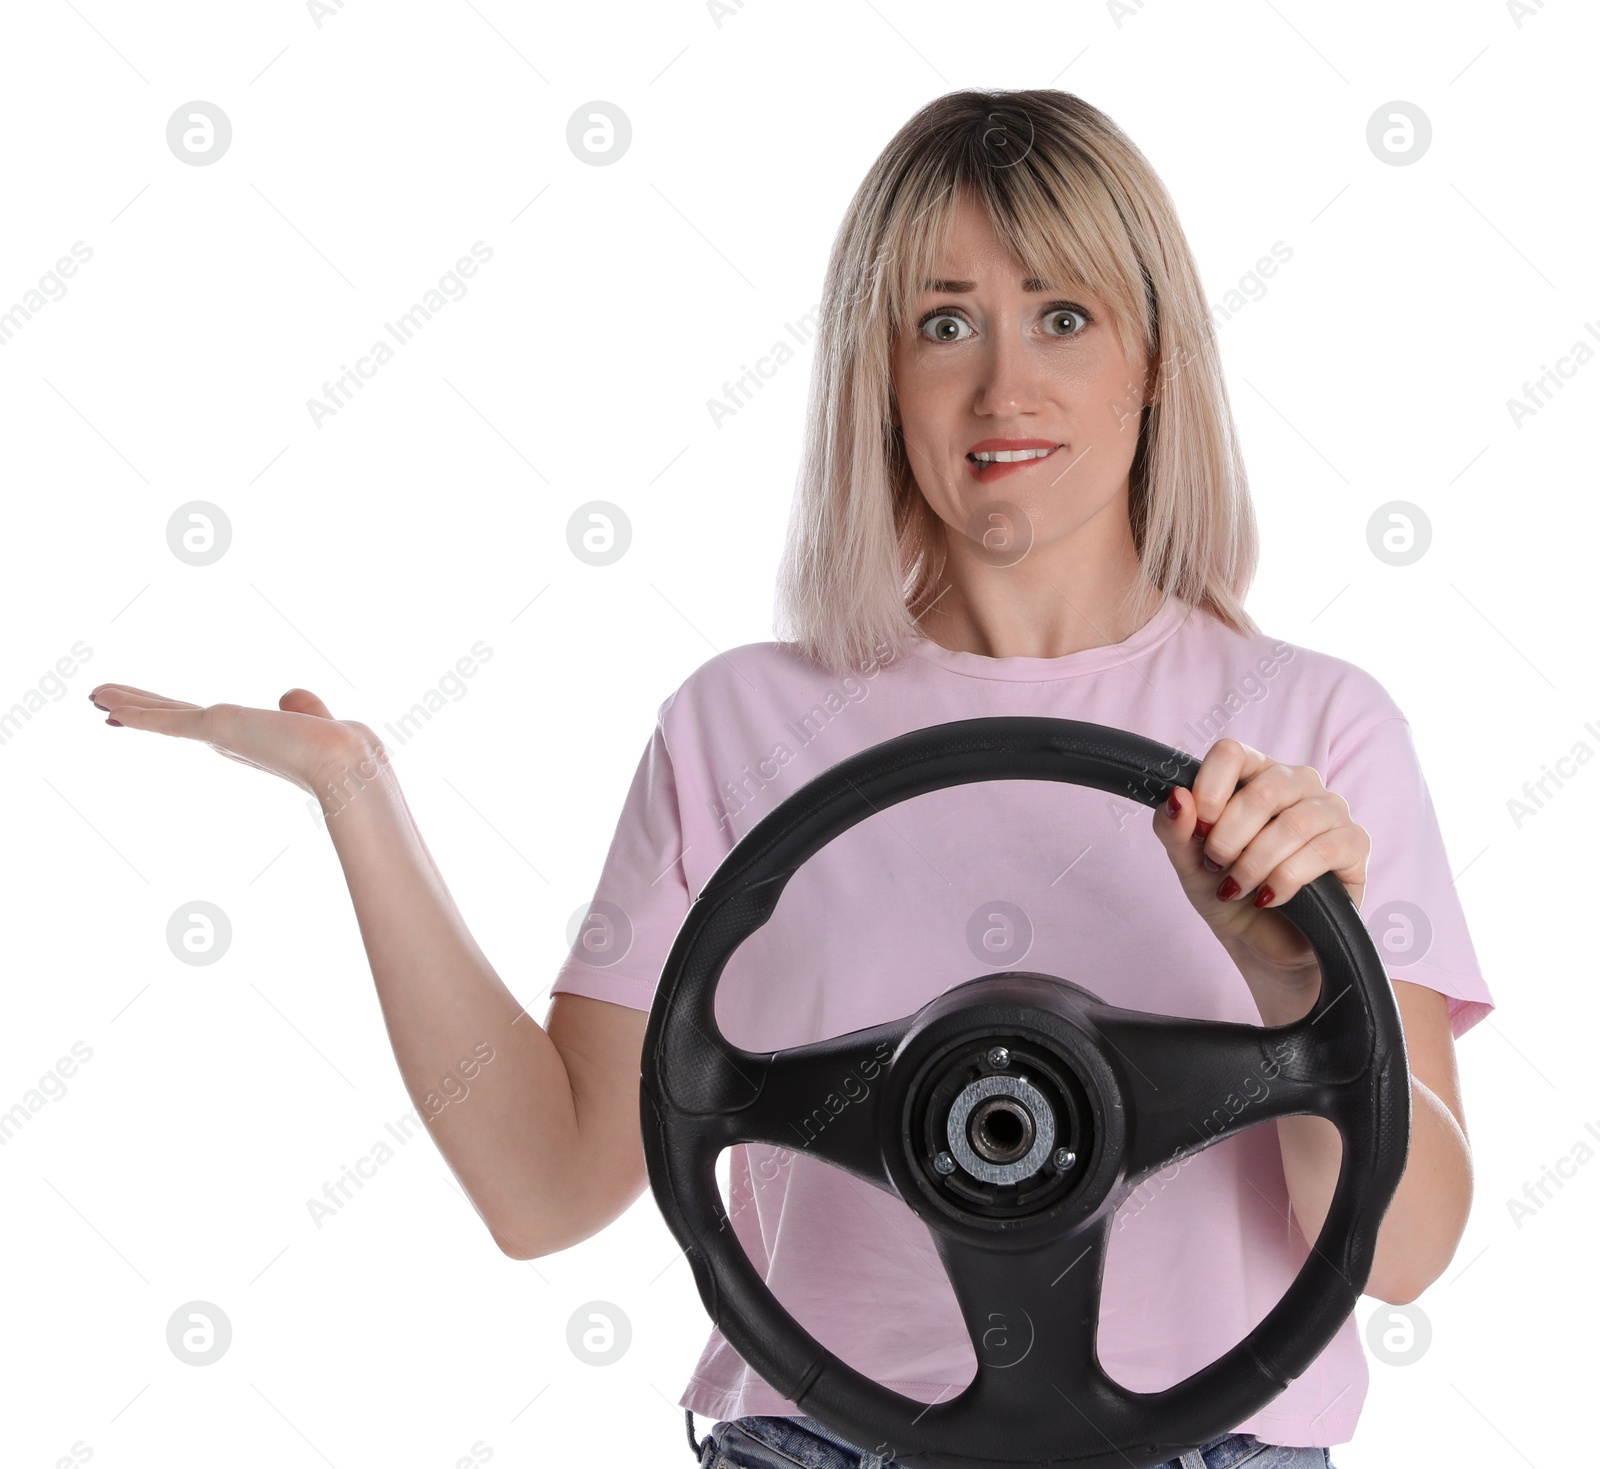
[{"left": 640, "top": 717, "right": 1411, "bottom": 1469}]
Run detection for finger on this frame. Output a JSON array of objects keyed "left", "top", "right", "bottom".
[
  {"left": 88, "top": 684, "right": 199, "bottom": 708},
  {"left": 1152, "top": 787, "right": 1239, "bottom": 900},
  {"left": 1153, "top": 782, "right": 1198, "bottom": 848},
  {"left": 1240, "top": 812, "right": 1370, "bottom": 912},
  {"left": 1212, "top": 796, "right": 1345, "bottom": 905},
  {"left": 1153, "top": 789, "right": 1278, "bottom": 957},
  {"left": 96, "top": 699, "right": 213, "bottom": 738},
  {"left": 1199, "top": 758, "right": 1310, "bottom": 869},
  {"left": 1153, "top": 786, "right": 1220, "bottom": 894},
  {"left": 1189, "top": 739, "right": 1266, "bottom": 840},
  {"left": 90, "top": 694, "right": 203, "bottom": 722},
  {"left": 279, "top": 688, "right": 333, "bottom": 719}
]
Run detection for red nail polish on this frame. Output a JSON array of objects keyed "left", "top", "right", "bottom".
[
  {"left": 1166, "top": 791, "right": 1180, "bottom": 819},
  {"left": 1253, "top": 885, "right": 1275, "bottom": 909},
  {"left": 1202, "top": 855, "right": 1223, "bottom": 873},
  {"left": 1216, "top": 876, "right": 1240, "bottom": 901},
  {"left": 1193, "top": 819, "right": 1213, "bottom": 841}
]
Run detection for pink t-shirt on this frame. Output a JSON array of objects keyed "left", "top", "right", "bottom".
[{"left": 550, "top": 596, "right": 1494, "bottom": 1448}]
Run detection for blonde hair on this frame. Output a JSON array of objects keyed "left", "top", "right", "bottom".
[{"left": 772, "top": 88, "right": 1261, "bottom": 677}]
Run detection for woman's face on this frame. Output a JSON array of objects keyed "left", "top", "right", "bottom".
[{"left": 890, "top": 194, "right": 1153, "bottom": 559}]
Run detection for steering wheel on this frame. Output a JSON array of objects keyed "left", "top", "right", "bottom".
[{"left": 640, "top": 717, "right": 1411, "bottom": 1469}]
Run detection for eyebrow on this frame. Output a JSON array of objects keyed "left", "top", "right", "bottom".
[{"left": 921, "top": 277, "right": 1055, "bottom": 293}]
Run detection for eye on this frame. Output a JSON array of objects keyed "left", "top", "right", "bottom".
[
  {"left": 1043, "top": 303, "right": 1093, "bottom": 337},
  {"left": 917, "top": 309, "right": 973, "bottom": 343}
]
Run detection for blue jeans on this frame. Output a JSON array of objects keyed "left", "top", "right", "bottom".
[{"left": 685, "top": 1408, "right": 1337, "bottom": 1469}]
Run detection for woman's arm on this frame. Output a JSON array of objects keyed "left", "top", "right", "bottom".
[
  {"left": 1155, "top": 737, "right": 1476, "bottom": 1306},
  {"left": 90, "top": 683, "right": 642, "bottom": 1259},
  {"left": 1248, "top": 970, "right": 1472, "bottom": 1305},
  {"left": 319, "top": 740, "right": 648, "bottom": 1257}
]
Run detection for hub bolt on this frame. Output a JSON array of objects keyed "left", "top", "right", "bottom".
[
  {"left": 933, "top": 1151, "right": 957, "bottom": 1175},
  {"left": 986, "top": 1046, "right": 1011, "bottom": 1069},
  {"left": 1053, "top": 1147, "right": 1077, "bottom": 1172}
]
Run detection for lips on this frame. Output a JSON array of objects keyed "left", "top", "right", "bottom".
[
  {"left": 965, "top": 438, "right": 1064, "bottom": 484},
  {"left": 966, "top": 438, "right": 1062, "bottom": 455}
]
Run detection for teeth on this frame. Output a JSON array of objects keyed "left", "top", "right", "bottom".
[{"left": 970, "top": 447, "right": 1056, "bottom": 464}]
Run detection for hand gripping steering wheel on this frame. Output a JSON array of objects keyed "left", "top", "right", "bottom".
[{"left": 640, "top": 717, "right": 1411, "bottom": 1469}]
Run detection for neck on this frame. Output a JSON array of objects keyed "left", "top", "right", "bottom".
[{"left": 914, "top": 509, "right": 1164, "bottom": 661}]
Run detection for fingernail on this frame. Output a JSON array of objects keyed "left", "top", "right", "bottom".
[
  {"left": 1193, "top": 819, "right": 1213, "bottom": 842},
  {"left": 1165, "top": 791, "right": 1180, "bottom": 819},
  {"left": 106, "top": 717, "right": 123, "bottom": 727},
  {"left": 1252, "top": 885, "right": 1275, "bottom": 909},
  {"left": 1202, "top": 854, "right": 1223, "bottom": 873},
  {"left": 1216, "top": 876, "right": 1240, "bottom": 901}
]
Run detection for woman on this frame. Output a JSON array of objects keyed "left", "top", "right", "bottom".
[{"left": 91, "top": 90, "right": 1491, "bottom": 1469}]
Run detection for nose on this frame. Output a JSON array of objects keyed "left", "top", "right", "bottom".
[{"left": 970, "top": 322, "right": 1044, "bottom": 418}]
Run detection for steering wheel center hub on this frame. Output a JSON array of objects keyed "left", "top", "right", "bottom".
[
  {"left": 968, "top": 1090, "right": 1036, "bottom": 1163},
  {"left": 912, "top": 1023, "right": 1092, "bottom": 1219}
]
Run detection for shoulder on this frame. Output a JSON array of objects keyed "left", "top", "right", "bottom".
[
  {"left": 651, "top": 637, "right": 881, "bottom": 741},
  {"left": 1177, "top": 607, "right": 1409, "bottom": 750}
]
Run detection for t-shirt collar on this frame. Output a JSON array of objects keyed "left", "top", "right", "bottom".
[{"left": 897, "top": 596, "right": 1192, "bottom": 682}]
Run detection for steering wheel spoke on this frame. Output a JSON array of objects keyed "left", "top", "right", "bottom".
[
  {"left": 1090, "top": 1005, "right": 1330, "bottom": 1189},
  {"left": 928, "top": 1212, "right": 1118, "bottom": 1435},
  {"left": 718, "top": 1015, "right": 913, "bottom": 1195}
]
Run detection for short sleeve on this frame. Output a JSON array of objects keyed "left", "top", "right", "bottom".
[
  {"left": 1323, "top": 713, "right": 1494, "bottom": 1040},
  {"left": 549, "top": 717, "right": 693, "bottom": 1011}
]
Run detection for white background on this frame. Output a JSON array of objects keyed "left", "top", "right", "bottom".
[{"left": 1, "top": 1, "right": 1593, "bottom": 1465}]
